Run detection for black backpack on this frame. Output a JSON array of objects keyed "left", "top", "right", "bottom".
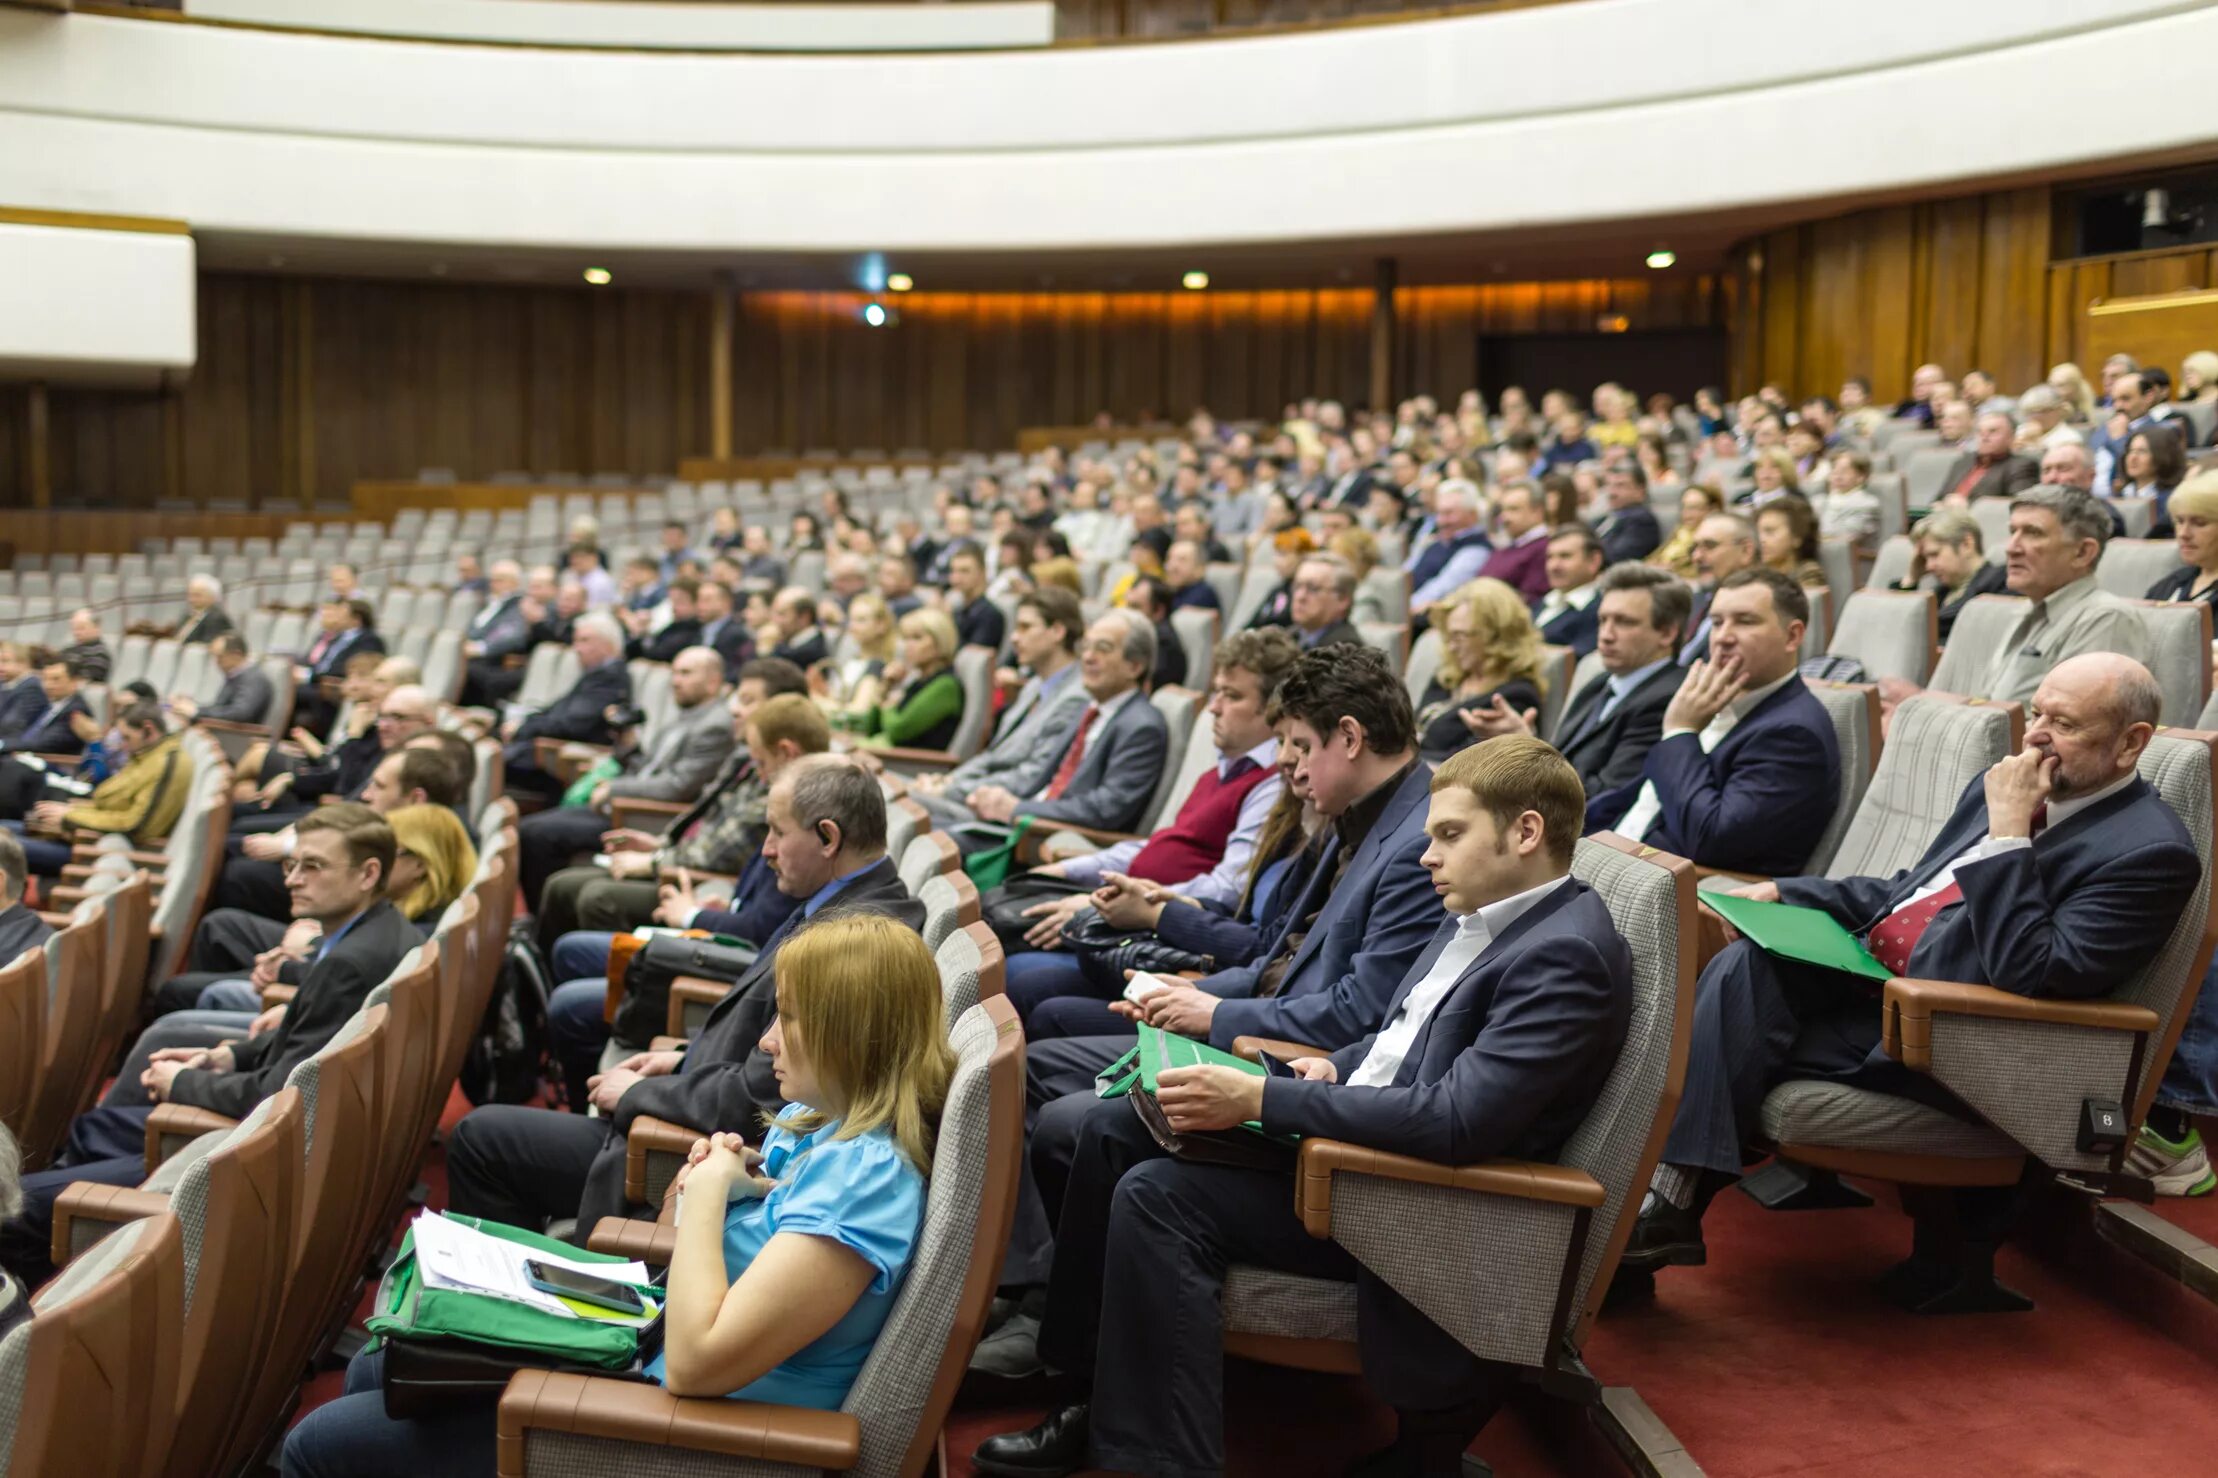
[{"left": 458, "top": 920, "right": 556, "bottom": 1108}]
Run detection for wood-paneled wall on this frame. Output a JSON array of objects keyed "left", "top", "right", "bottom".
[
  {"left": 2045, "top": 244, "right": 2218, "bottom": 373},
  {"left": 1730, "top": 186, "right": 2057, "bottom": 404}
]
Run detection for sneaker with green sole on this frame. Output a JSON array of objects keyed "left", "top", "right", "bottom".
[{"left": 2127, "top": 1124, "right": 2218, "bottom": 1197}]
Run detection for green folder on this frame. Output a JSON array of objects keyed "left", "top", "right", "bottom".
[
  {"left": 1095, "top": 1025, "right": 1278, "bottom": 1133},
  {"left": 1704, "top": 893, "right": 1894, "bottom": 983}
]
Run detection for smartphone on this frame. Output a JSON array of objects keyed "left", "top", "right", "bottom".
[
  {"left": 523, "top": 1259, "right": 647, "bottom": 1315},
  {"left": 1123, "top": 971, "right": 1174, "bottom": 1004},
  {"left": 1257, "top": 1051, "right": 1295, "bottom": 1079}
]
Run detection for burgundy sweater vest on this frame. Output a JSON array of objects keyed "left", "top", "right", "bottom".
[{"left": 1126, "top": 757, "right": 1274, "bottom": 885}]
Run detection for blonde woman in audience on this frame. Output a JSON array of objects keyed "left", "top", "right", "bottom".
[
  {"left": 1415, "top": 578, "right": 1547, "bottom": 764},
  {"left": 1327, "top": 527, "right": 1388, "bottom": 623},
  {"left": 279, "top": 912, "right": 954, "bottom": 1478},
  {"left": 1591, "top": 382, "right": 1640, "bottom": 450},
  {"left": 385, "top": 804, "right": 478, "bottom": 932},
  {"left": 1029, "top": 556, "right": 1085, "bottom": 596},
  {"left": 1742, "top": 446, "right": 1800, "bottom": 509},
  {"left": 858, "top": 608, "right": 965, "bottom": 750},
  {"left": 810, "top": 592, "right": 897, "bottom": 726},
  {"left": 1649, "top": 484, "right": 1720, "bottom": 578},
  {"left": 1815, "top": 449, "right": 1883, "bottom": 552},
  {"left": 2183, "top": 350, "right": 2218, "bottom": 406},
  {"left": 1756, "top": 495, "right": 1828, "bottom": 589},
  {"left": 2147, "top": 471, "right": 2218, "bottom": 609},
  {"left": 2048, "top": 362, "right": 2098, "bottom": 424},
  {"left": 1892, "top": 507, "right": 2008, "bottom": 644}
]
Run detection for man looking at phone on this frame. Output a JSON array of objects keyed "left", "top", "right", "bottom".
[{"left": 973, "top": 737, "right": 1633, "bottom": 1478}]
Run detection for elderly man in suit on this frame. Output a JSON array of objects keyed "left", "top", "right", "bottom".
[
  {"left": 172, "top": 634, "right": 274, "bottom": 727},
  {"left": 692, "top": 578, "right": 753, "bottom": 680},
  {"left": 1588, "top": 568, "right": 1840, "bottom": 877},
  {"left": 1678, "top": 512, "right": 1757, "bottom": 665},
  {"left": 513, "top": 645, "right": 736, "bottom": 905},
  {"left": 1289, "top": 552, "right": 1364, "bottom": 650},
  {"left": 1626, "top": 653, "right": 2197, "bottom": 1272},
  {"left": 956, "top": 609, "right": 1171, "bottom": 845},
  {"left": 460, "top": 559, "right": 532, "bottom": 706},
  {"left": 1939, "top": 411, "right": 2040, "bottom": 506},
  {"left": 975, "top": 737, "right": 1633, "bottom": 1478},
  {"left": 500, "top": 613, "right": 634, "bottom": 799},
  {"left": 914, "top": 588, "right": 1088, "bottom": 827},
  {"left": 1463, "top": 563, "right": 1691, "bottom": 797},
  {"left": 442, "top": 757, "right": 925, "bottom": 1239},
  {"left": 173, "top": 575, "right": 235, "bottom": 647}
]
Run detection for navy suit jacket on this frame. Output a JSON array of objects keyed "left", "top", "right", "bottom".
[
  {"left": 0, "top": 677, "right": 46, "bottom": 741},
  {"left": 1259, "top": 880, "right": 1630, "bottom": 1409},
  {"left": 1536, "top": 599, "right": 1599, "bottom": 656},
  {"left": 1597, "top": 505, "right": 1662, "bottom": 565},
  {"left": 1202, "top": 761, "right": 1442, "bottom": 1051},
  {"left": 468, "top": 596, "right": 533, "bottom": 661},
  {"left": 698, "top": 618, "right": 755, "bottom": 681},
  {"left": 1585, "top": 675, "right": 1839, "bottom": 875},
  {"left": 0, "top": 694, "right": 90, "bottom": 755},
  {"left": 1779, "top": 772, "right": 2198, "bottom": 1004}
]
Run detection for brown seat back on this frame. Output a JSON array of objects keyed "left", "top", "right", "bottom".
[
  {"left": 0, "top": 946, "right": 48, "bottom": 1141},
  {"left": 17, "top": 901, "right": 106, "bottom": 1166},
  {"left": 363, "top": 946, "right": 443, "bottom": 1256},
  {"left": 0, "top": 1211, "right": 185, "bottom": 1478},
  {"left": 85, "top": 872, "right": 155, "bottom": 1112}
]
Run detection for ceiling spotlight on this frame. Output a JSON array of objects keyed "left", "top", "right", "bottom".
[
  {"left": 886, "top": 272, "right": 914, "bottom": 293},
  {"left": 582, "top": 267, "right": 613, "bottom": 286},
  {"left": 1644, "top": 249, "right": 1676, "bottom": 271},
  {"left": 1182, "top": 270, "right": 1210, "bottom": 291},
  {"left": 862, "top": 301, "right": 889, "bottom": 328}
]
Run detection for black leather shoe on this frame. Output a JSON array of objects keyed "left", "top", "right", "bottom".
[
  {"left": 1618, "top": 1194, "right": 1706, "bottom": 1272},
  {"left": 971, "top": 1403, "right": 1091, "bottom": 1478}
]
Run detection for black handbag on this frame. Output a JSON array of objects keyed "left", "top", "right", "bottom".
[
  {"left": 379, "top": 1335, "right": 659, "bottom": 1418},
  {"left": 979, "top": 873, "right": 1092, "bottom": 953},
  {"left": 1128, "top": 1085, "right": 1297, "bottom": 1173},
  {"left": 611, "top": 934, "right": 758, "bottom": 1049},
  {"left": 1058, "top": 906, "right": 1214, "bottom": 993}
]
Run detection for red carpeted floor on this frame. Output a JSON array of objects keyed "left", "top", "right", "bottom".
[{"left": 299, "top": 1109, "right": 2218, "bottom": 1478}]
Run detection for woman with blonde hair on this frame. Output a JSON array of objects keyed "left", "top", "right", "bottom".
[
  {"left": 2148, "top": 469, "right": 2218, "bottom": 608},
  {"left": 385, "top": 804, "right": 477, "bottom": 930},
  {"left": 2048, "top": 362, "right": 2097, "bottom": 423},
  {"left": 2182, "top": 350, "right": 2218, "bottom": 404},
  {"left": 1649, "top": 484, "right": 1721, "bottom": 578},
  {"left": 812, "top": 591, "right": 897, "bottom": 726},
  {"left": 280, "top": 913, "right": 954, "bottom": 1475},
  {"left": 858, "top": 607, "right": 965, "bottom": 750},
  {"left": 1415, "top": 578, "right": 1547, "bottom": 764},
  {"left": 1742, "top": 446, "right": 1800, "bottom": 508}
]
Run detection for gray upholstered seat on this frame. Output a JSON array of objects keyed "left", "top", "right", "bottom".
[
  {"left": 943, "top": 644, "right": 998, "bottom": 762},
  {"left": 2131, "top": 599, "right": 2211, "bottom": 727},
  {"left": 1926, "top": 594, "right": 2029, "bottom": 698},
  {"left": 1170, "top": 606, "right": 1220, "bottom": 695},
  {"left": 1799, "top": 682, "right": 1879, "bottom": 877},
  {"left": 1865, "top": 535, "right": 1916, "bottom": 591},
  {"left": 2097, "top": 539, "right": 2185, "bottom": 601},
  {"left": 1819, "top": 695, "right": 2017, "bottom": 884},
  {"left": 933, "top": 922, "right": 1000, "bottom": 1030},
  {"left": 1827, "top": 589, "right": 1937, "bottom": 685}
]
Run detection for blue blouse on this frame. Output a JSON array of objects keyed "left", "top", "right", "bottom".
[{"left": 647, "top": 1110, "right": 925, "bottom": 1410}]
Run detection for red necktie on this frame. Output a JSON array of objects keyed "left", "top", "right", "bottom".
[
  {"left": 1044, "top": 705, "right": 1101, "bottom": 800},
  {"left": 1869, "top": 804, "right": 2046, "bottom": 975}
]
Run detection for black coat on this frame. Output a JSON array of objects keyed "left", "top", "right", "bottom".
[
  {"left": 1550, "top": 661, "right": 1686, "bottom": 797},
  {"left": 513, "top": 661, "right": 633, "bottom": 747}
]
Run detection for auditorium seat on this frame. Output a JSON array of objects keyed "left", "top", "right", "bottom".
[
  {"left": 1215, "top": 833, "right": 1693, "bottom": 1397},
  {"left": 896, "top": 829, "right": 961, "bottom": 895},
  {"left": 0, "top": 1209, "right": 185, "bottom": 1478},
  {"left": 1926, "top": 595, "right": 2028, "bottom": 698},
  {"left": 1357, "top": 620, "right": 1409, "bottom": 670},
  {"left": 12, "top": 899, "right": 105, "bottom": 1167},
  {"left": 1970, "top": 500, "right": 2012, "bottom": 560},
  {"left": 2130, "top": 599, "right": 2213, "bottom": 726},
  {"left": 1402, "top": 626, "right": 1443, "bottom": 705},
  {"left": 2098, "top": 539, "right": 2185, "bottom": 599},
  {"left": 1170, "top": 605, "right": 1220, "bottom": 694},
  {"left": 1534, "top": 643, "right": 1577, "bottom": 742},
  {"left": 917, "top": 868, "right": 981, "bottom": 952},
  {"left": 1755, "top": 727, "right": 2217, "bottom": 1312},
  {"left": 0, "top": 945, "right": 46, "bottom": 1147},
  {"left": 1827, "top": 589, "right": 1940, "bottom": 685},
  {"left": 1799, "top": 586, "right": 1833, "bottom": 660},
  {"left": 933, "top": 919, "right": 1005, "bottom": 1029}
]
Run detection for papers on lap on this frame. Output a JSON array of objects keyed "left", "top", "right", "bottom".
[{"left": 410, "top": 1210, "right": 657, "bottom": 1324}]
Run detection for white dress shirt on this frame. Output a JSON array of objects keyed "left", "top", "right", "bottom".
[
  {"left": 1058, "top": 737, "right": 1281, "bottom": 907},
  {"left": 1348, "top": 876, "right": 1569, "bottom": 1088},
  {"left": 1614, "top": 671, "right": 1794, "bottom": 845}
]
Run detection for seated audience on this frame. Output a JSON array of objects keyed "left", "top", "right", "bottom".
[
  {"left": 1626, "top": 655, "right": 2194, "bottom": 1273},
  {"left": 1739, "top": 447, "right": 1799, "bottom": 509},
  {"left": 2, "top": 701, "right": 190, "bottom": 875},
  {"left": 2113, "top": 423, "right": 2188, "bottom": 533},
  {"left": 1891, "top": 508, "right": 2009, "bottom": 644},
  {"left": 1163, "top": 539, "right": 1221, "bottom": 613},
  {"left": 499, "top": 614, "right": 634, "bottom": 798},
  {"left": 293, "top": 597, "right": 383, "bottom": 737},
  {"left": 0, "top": 833, "right": 53, "bottom": 966},
  {"left": 57, "top": 609, "right": 111, "bottom": 685},
  {"left": 1755, "top": 493, "right": 1827, "bottom": 588},
  {"left": 444, "top": 756, "right": 923, "bottom": 1238},
  {"left": 1119, "top": 576, "right": 1187, "bottom": 692},
  {"left": 768, "top": 586, "right": 831, "bottom": 670},
  {"left": 624, "top": 575, "right": 704, "bottom": 662},
  {"left": 286, "top": 911, "right": 952, "bottom": 1477},
  {"left": 171, "top": 634, "right": 274, "bottom": 726},
  {"left": 1976, "top": 486, "right": 2150, "bottom": 705},
  {"left": 0, "top": 645, "right": 43, "bottom": 739},
  {"left": 1678, "top": 512, "right": 1757, "bottom": 664},
  {"left": 944, "top": 540, "right": 1007, "bottom": 653},
  {"left": 174, "top": 574, "right": 235, "bottom": 645},
  {"left": 1243, "top": 528, "right": 1315, "bottom": 631},
  {"left": 1648, "top": 484, "right": 1721, "bottom": 579},
  {"left": 1406, "top": 479, "right": 1492, "bottom": 620},
  {"left": 1475, "top": 480, "right": 1552, "bottom": 602},
  {"left": 855, "top": 608, "right": 965, "bottom": 751},
  {"left": 1534, "top": 525, "right": 1606, "bottom": 655},
  {"left": 1816, "top": 449, "right": 1883, "bottom": 551},
  {"left": 1940, "top": 411, "right": 2040, "bottom": 504},
  {"left": 234, "top": 662, "right": 426, "bottom": 828},
  {"left": 1416, "top": 579, "right": 1547, "bottom": 766},
  {"left": 2148, "top": 470, "right": 2218, "bottom": 607},
  {"left": 1587, "top": 568, "right": 1840, "bottom": 876},
  {"left": 914, "top": 590, "right": 1089, "bottom": 826},
  {"left": 1596, "top": 464, "right": 1663, "bottom": 564},
  {"left": 975, "top": 737, "right": 1632, "bottom": 1478},
  {"left": 0, "top": 655, "right": 91, "bottom": 757}
]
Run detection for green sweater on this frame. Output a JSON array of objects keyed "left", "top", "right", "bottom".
[{"left": 864, "top": 669, "right": 964, "bottom": 749}]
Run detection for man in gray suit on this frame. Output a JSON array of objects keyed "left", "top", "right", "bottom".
[
  {"left": 172, "top": 635, "right": 275, "bottom": 727},
  {"left": 913, "top": 588, "right": 1089, "bottom": 827},
  {"left": 460, "top": 560, "right": 535, "bottom": 707},
  {"left": 514, "top": 646, "right": 736, "bottom": 904},
  {"left": 955, "top": 608, "right": 1171, "bottom": 847}
]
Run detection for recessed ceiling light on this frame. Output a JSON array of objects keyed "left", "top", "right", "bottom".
[
  {"left": 862, "top": 302, "right": 889, "bottom": 327},
  {"left": 1182, "top": 270, "right": 1210, "bottom": 291},
  {"left": 582, "top": 266, "right": 613, "bottom": 286},
  {"left": 1644, "top": 249, "right": 1676, "bottom": 271},
  {"left": 886, "top": 272, "right": 914, "bottom": 293}
]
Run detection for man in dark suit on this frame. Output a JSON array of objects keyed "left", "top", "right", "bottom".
[
  {"left": 0, "top": 655, "right": 92, "bottom": 757},
  {"left": 173, "top": 576, "right": 236, "bottom": 647},
  {"left": 174, "top": 634, "right": 274, "bottom": 727},
  {"left": 1532, "top": 525, "right": 1605, "bottom": 656},
  {"left": 974, "top": 737, "right": 1633, "bottom": 1478},
  {"left": 1938, "top": 412, "right": 2040, "bottom": 504},
  {"left": 0, "top": 645, "right": 47, "bottom": 742},
  {"left": 1289, "top": 553, "right": 1363, "bottom": 651},
  {"left": 1677, "top": 513, "right": 1757, "bottom": 665},
  {"left": 945, "top": 542, "right": 1007, "bottom": 654},
  {"left": 1588, "top": 568, "right": 1840, "bottom": 876},
  {"left": 1, "top": 803, "right": 415, "bottom": 1281},
  {"left": 293, "top": 599, "right": 384, "bottom": 738},
  {"left": 1626, "top": 654, "right": 2196, "bottom": 1271},
  {"left": 767, "top": 586, "right": 829, "bottom": 671},
  {"left": 58, "top": 610, "right": 112, "bottom": 686},
  {"left": 958, "top": 610, "right": 1170, "bottom": 842},
  {"left": 0, "top": 833, "right": 54, "bottom": 966},
  {"left": 693, "top": 578, "right": 754, "bottom": 680},
  {"left": 1120, "top": 577, "right": 1187, "bottom": 692},
  {"left": 1164, "top": 540, "right": 1222, "bottom": 613},
  {"left": 500, "top": 614, "right": 634, "bottom": 799},
  {"left": 623, "top": 577, "right": 704, "bottom": 663},
  {"left": 1464, "top": 563, "right": 1690, "bottom": 797},
  {"left": 442, "top": 756, "right": 925, "bottom": 1239},
  {"left": 460, "top": 559, "right": 533, "bottom": 707},
  {"left": 1596, "top": 465, "right": 1664, "bottom": 564}
]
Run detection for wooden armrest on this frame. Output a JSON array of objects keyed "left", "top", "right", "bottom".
[
  {"left": 1692, "top": 865, "right": 1769, "bottom": 889},
  {"left": 667, "top": 976, "right": 731, "bottom": 1038},
  {"left": 260, "top": 983, "right": 297, "bottom": 1008},
  {"left": 1883, "top": 977, "right": 2161, "bottom": 1071},
  {"left": 70, "top": 846, "right": 168, "bottom": 867},
  {"left": 585, "top": 1216, "right": 678, "bottom": 1267},
  {"left": 44, "top": 887, "right": 90, "bottom": 909},
  {"left": 625, "top": 1115, "right": 703, "bottom": 1204},
  {"left": 193, "top": 718, "right": 265, "bottom": 736},
  {"left": 535, "top": 738, "right": 610, "bottom": 787},
  {"left": 1293, "top": 1140, "right": 1605, "bottom": 1238},
  {"left": 52, "top": 1184, "right": 173, "bottom": 1268},
  {"left": 145, "top": 1103, "right": 239, "bottom": 1173},
  {"left": 500, "top": 1371, "right": 860, "bottom": 1467},
  {"left": 866, "top": 744, "right": 959, "bottom": 771},
  {"left": 1231, "top": 1036, "right": 1329, "bottom": 1065},
  {"left": 650, "top": 1035, "right": 688, "bottom": 1053},
  {"left": 609, "top": 797, "right": 686, "bottom": 833}
]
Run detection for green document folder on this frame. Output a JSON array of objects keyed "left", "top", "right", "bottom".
[
  {"left": 1704, "top": 893, "right": 1894, "bottom": 982},
  {"left": 1095, "top": 1026, "right": 1283, "bottom": 1136}
]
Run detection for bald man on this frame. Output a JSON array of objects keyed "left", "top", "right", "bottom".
[{"left": 1626, "top": 653, "right": 2199, "bottom": 1275}]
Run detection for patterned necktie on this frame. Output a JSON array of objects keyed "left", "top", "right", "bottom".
[
  {"left": 1869, "top": 804, "right": 2047, "bottom": 975},
  {"left": 1044, "top": 705, "right": 1100, "bottom": 799}
]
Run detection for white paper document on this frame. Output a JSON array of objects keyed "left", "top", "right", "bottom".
[{"left": 410, "top": 1210, "right": 652, "bottom": 1320}]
